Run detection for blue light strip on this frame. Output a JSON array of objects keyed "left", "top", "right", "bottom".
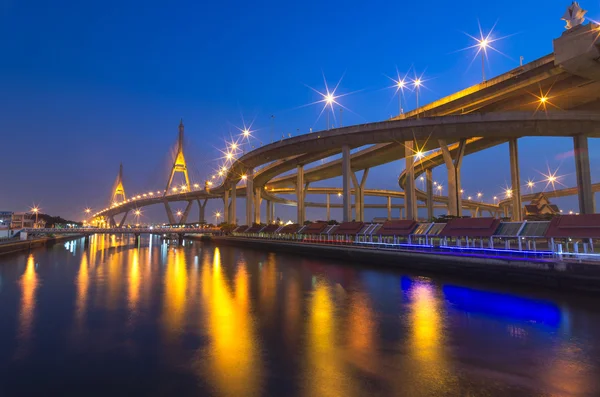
[{"left": 439, "top": 245, "right": 553, "bottom": 256}]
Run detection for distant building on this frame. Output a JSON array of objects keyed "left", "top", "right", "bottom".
[
  {"left": 0, "top": 211, "right": 12, "bottom": 228},
  {"left": 523, "top": 193, "right": 560, "bottom": 220},
  {"left": 10, "top": 212, "right": 35, "bottom": 229}
]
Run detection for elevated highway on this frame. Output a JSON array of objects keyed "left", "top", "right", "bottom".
[{"left": 92, "top": 22, "right": 600, "bottom": 226}]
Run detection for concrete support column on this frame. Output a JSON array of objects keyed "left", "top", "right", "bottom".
[
  {"left": 266, "top": 200, "right": 272, "bottom": 224},
  {"left": 270, "top": 201, "right": 275, "bottom": 223},
  {"left": 326, "top": 194, "right": 331, "bottom": 221},
  {"left": 254, "top": 187, "right": 262, "bottom": 224},
  {"left": 509, "top": 139, "right": 523, "bottom": 221},
  {"left": 296, "top": 165, "right": 305, "bottom": 224},
  {"left": 163, "top": 200, "right": 176, "bottom": 224},
  {"left": 404, "top": 142, "right": 417, "bottom": 220},
  {"left": 573, "top": 135, "right": 595, "bottom": 214},
  {"left": 230, "top": 183, "right": 237, "bottom": 225},
  {"left": 180, "top": 200, "right": 194, "bottom": 224},
  {"left": 197, "top": 199, "right": 207, "bottom": 224},
  {"left": 439, "top": 139, "right": 466, "bottom": 217},
  {"left": 341, "top": 145, "right": 352, "bottom": 222},
  {"left": 223, "top": 190, "right": 229, "bottom": 224},
  {"left": 118, "top": 210, "right": 129, "bottom": 228},
  {"left": 109, "top": 216, "right": 116, "bottom": 228},
  {"left": 246, "top": 168, "right": 254, "bottom": 225},
  {"left": 350, "top": 169, "right": 369, "bottom": 222},
  {"left": 387, "top": 196, "right": 392, "bottom": 220},
  {"left": 426, "top": 169, "right": 434, "bottom": 220}
]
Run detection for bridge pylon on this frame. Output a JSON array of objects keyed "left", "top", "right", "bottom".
[
  {"left": 165, "top": 119, "right": 191, "bottom": 196},
  {"left": 111, "top": 163, "right": 127, "bottom": 204}
]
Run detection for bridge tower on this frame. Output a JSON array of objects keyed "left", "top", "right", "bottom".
[
  {"left": 164, "top": 119, "right": 191, "bottom": 196},
  {"left": 111, "top": 163, "right": 126, "bottom": 204}
]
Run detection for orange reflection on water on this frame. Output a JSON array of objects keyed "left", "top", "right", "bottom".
[
  {"left": 75, "top": 253, "right": 90, "bottom": 325},
  {"left": 407, "top": 281, "right": 451, "bottom": 393},
  {"left": 284, "top": 277, "right": 300, "bottom": 348},
  {"left": 128, "top": 248, "right": 141, "bottom": 316},
  {"left": 346, "top": 291, "right": 377, "bottom": 374},
  {"left": 198, "top": 248, "right": 262, "bottom": 397},
  {"left": 162, "top": 248, "right": 188, "bottom": 340},
  {"left": 17, "top": 254, "right": 39, "bottom": 357},
  {"left": 305, "top": 280, "right": 350, "bottom": 397}
]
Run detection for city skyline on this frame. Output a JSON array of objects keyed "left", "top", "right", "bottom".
[{"left": 1, "top": 0, "right": 598, "bottom": 222}]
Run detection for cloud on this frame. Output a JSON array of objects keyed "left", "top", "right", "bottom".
[{"left": 555, "top": 150, "right": 574, "bottom": 161}]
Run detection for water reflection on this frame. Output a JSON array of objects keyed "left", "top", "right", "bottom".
[
  {"left": 16, "top": 254, "right": 39, "bottom": 358},
  {"left": 197, "top": 248, "right": 263, "bottom": 397},
  {"left": 304, "top": 279, "right": 351, "bottom": 397},
  {"left": 1, "top": 242, "right": 600, "bottom": 396},
  {"left": 404, "top": 277, "right": 453, "bottom": 394},
  {"left": 75, "top": 252, "right": 90, "bottom": 326},
  {"left": 346, "top": 291, "right": 377, "bottom": 375},
  {"left": 162, "top": 247, "right": 188, "bottom": 340},
  {"left": 127, "top": 248, "right": 141, "bottom": 327}
]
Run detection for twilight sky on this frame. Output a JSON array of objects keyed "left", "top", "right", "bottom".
[{"left": 1, "top": 0, "right": 598, "bottom": 223}]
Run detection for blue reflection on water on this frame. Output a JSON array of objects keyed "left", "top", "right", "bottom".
[{"left": 443, "top": 285, "right": 561, "bottom": 327}]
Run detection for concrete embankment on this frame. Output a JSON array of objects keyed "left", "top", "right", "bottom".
[
  {"left": 0, "top": 235, "right": 82, "bottom": 256},
  {"left": 203, "top": 236, "right": 600, "bottom": 294}
]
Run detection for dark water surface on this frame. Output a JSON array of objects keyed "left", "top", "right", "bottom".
[{"left": 1, "top": 236, "right": 599, "bottom": 397}]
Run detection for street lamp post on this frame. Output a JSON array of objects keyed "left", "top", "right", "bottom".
[
  {"left": 397, "top": 80, "right": 405, "bottom": 115},
  {"left": 31, "top": 207, "right": 39, "bottom": 228}
]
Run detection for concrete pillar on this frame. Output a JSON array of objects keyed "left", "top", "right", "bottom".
[
  {"left": 439, "top": 139, "right": 466, "bottom": 217},
  {"left": 223, "top": 190, "right": 229, "bottom": 224},
  {"left": 254, "top": 187, "right": 262, "bottom": 224},
  {"left": 360, "top": 169, "right": 369, "bottom": 222},
  {"left": 509, "top": 139, "right": 523, "bottom": 221},
  {"left": 341, "top": 145, "right": 352, "bottom": 222},
  {"left": 387, "top": 196, "right": 392, "bottom": 220},
  {"left": 503, "top": 205, "right": 509, "bottom": 218},
  {"left": 350, "top": 169, "right": 369, "bottom": 222},
  {"left": 426, "top": 169, "right": 434, "bottom": 220},
  {"left": 270, "top": 201, "right": 275, "bottom": 223},
  {"left": 266, "top": 200, "right": 272, "bottom": 223},
  {"left": 197, "top": 199, "right": 207, "bottom": 224},
  {"left": 163, "top": 200, "right": 176, "bottom": 224},
  {"left": 326, "top": 194, "right": 331, "bottom": 221},
  {"left": 246, "top": 168, "right": 254, "bottom": 225},
  {"left": 296, "top": 165, "right": 305, "bottom": 224},
  {"left": 109, "top": 216, "right": 116, "bottom": 228},
  {"left": 118, "top": 210, "right": 129, "bottom": 227},
  {"left": 230, "top": 182, "right": 237, "bottom": 224},
  {"left": 180, "top": 200, "right": 193, "bottom": 224},
  {"left": 404, "top": 142, "right": 417, "bottom": 220},
  {"left": 573, "top": 135, "right": 595, "bottom": 214}
]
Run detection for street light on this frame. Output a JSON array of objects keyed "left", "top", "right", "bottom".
[
  {"left": 413, "top": 78, "right": 422, "bottom": 111},
  {"left": 31, "top": 206, "right": 39, "bottom": 227},
  {"left": 215, "top": 211, "right": 222, "bottom": 225},
  {"left": 397, "top": 79, "right": 406, "bottom": 115},
  {"left": 325, "top": 93, "right": 335, "bottom": 130}
]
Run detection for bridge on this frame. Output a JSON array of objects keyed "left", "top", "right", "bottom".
[
  {"left": 89, "top": 16, "right": 600, "bottom": 227},
  {"left": 21, "top": 227, "right": 221, "bottom": 245}
]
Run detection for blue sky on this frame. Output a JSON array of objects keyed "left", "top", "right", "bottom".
[{"left": 0, "top": 0, "right": 598, "bottom": 222}]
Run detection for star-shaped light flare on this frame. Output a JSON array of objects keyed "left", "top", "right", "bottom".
[
  {"left": 459, "top": 21, "right": 513, "bottom": 81},
  {"left": 304, "top": 73, "right": 359, "bottom": 129},
  {"left": 538, "top": 164, "right": 567, "bottom": 192}
]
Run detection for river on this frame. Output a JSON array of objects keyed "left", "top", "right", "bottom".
[{"left": 0, "top": 235, "right": 599, "bottom": 396}]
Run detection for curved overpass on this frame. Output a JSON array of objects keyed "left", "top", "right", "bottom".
[
  {"left": 93, "top": 27, "right": 600, "bottom": 225},
  {"left": 93, "top": 112, "right": 600, "bottom": 223}
]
